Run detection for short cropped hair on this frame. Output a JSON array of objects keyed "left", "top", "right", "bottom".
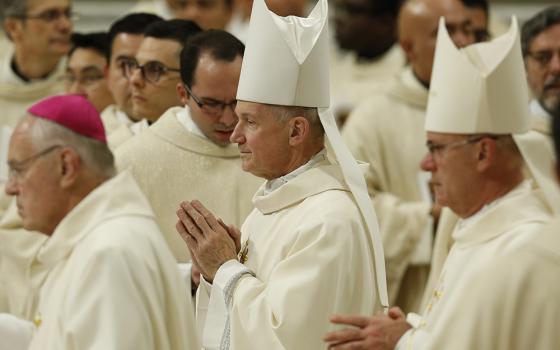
[
  {"left": 69, "top": 32, "right": 109, "bottom": 60},
  {"left": 1, "top": 0, "right": 27, "bottom": 22},
  {"left": 107, "top": 13, "right": 163, "bottom": 60},
  {"left": 144, "top": 19, "right": 202, "bottom": 46},
  {"left": 180, "top": 29, "right": 244, "bottom": 87},
  {"left": 521, "top": 6, "right": 560, "bottom": 56},
  {"left": 461, "top": 0, "right": 489, "bottom": 14},
  {"left": 271, "top": 105, "right": 325, "bottom": 138},
  {"left": 30, "top": 117, "right": 116, "bottom": 179}
]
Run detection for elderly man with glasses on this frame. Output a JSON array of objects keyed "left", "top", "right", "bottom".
[
  {"left": 0, "top": 94, "right": 200, "bottom": 350},
  {"left": 522, "top": 6, "right": 560, "bottom": 134},
  {"left": 115, "top": 30, "right": 261, "bottom": 273}
]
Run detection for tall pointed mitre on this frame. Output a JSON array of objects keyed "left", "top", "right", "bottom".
[
  {"left": 237, "top": 0, "right": 388, "bottom": 307},
  {"left": 426, "top": 17, "right": 560, "bottom": 214}
]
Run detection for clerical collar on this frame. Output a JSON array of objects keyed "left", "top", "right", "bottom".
[
  {"left": 115, "top": 109, "right": 149, "bottom": 136},
  {"left": 456, "top": 180, "right": 531, "bottom": 230},
  {"left": 175, "top": 107, "right": 209, "bottom": 140},
  {"left": 264, "top": 149, "right": 327, "bottom": 195},
  {"left": 529, "top": 99, "right": 552, "bottom": 121},
  {"left": 412, "top": 68, "right": 430, "bottom": 90},
  {"left": 10, "top": 57, "right": 52, "bottom": 83}
]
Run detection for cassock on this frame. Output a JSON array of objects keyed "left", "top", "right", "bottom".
[
  {"left": 115, "top": 106, "right": 261, "bottom": 262},
  {"left": 342, "top": 66, "right": 432, "bottom": 313},
  {"left": 330, "top": 44, "right": 405, "bottom": 119},
  {"left": 197, "top": 158, "right": 379, "bottom": 349},
  {"left": 423, "top": 217, "right": 560, "bottom": 350},
  {"left": 23, "top": 171, "right": 199, "bottom": 349},
  {"left": 100, "top": 104, "right": 149, "bottom": 149},
  {"left": 397, "top": 181, "right": 552, "bottom": 349}
]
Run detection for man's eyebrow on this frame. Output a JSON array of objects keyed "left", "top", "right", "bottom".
[{"left": 80, "top": 66, "right": 104, "bottom": 74}]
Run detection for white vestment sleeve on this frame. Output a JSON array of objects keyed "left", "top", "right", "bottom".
[{"left": 0, "top": 313, "right": 34, "bottom": 350}]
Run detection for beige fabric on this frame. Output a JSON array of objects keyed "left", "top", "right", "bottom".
[
  {"left": 400, "top": 182, "right": 552, "bottom": 348},
  {"left": 0, "top": 200, "right": 46, "bottom": 319},
  {"left": 197, "top": 160, "right": 379, "bottom": 349},
  {"left": 23, "top": 171, "right": 199, "bottom": 349},
  {"left": 342, "top": 66, "right": 431, "bottom": 313},
  {"left": 0, "top": 48, "right": 65, "bottom": 130},
  {"left": 331, "top": 44, "right": 405, "bottom": 118},
  {"left": 115, "top": 106, "right": 261, "bottom": 262},
  {"left": 424, "top": 217, "right": 560, "bottom": 350}
]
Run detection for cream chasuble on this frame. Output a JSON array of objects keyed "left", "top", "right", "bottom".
[
  {"left": 115, "top": 106, "right": 261, "bottom": 262},
  {"left": 397, "top": 181, "right": 552, "bottom": 349},
  {"left": 26, "top": 171, "right": 199, "bottom": 349},
  {"left": 424, "top": 217, "right": 560, "bottom": 350},
  {"left": 331, "top": 44, "right": 405, "bottom": 118},
  {"left": 197, "top": 159, "right": 379, "bottom": 349},
  {"left": 0, "top": 51, "right": 65, "bottom": 130},
  {"left": 342, "top": 66, "right": 432, "bottom": 313},
  {"left": 0, "top": 199, "right": 46, "bottom": 320}
]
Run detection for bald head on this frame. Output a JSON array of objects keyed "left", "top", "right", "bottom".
[{"left": 398, "top": 0, "right": 474, "bottom": 84}]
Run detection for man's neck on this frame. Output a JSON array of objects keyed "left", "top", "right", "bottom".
[
  {"left": 460, "top": 176, "right": 525, "bottom": 219},
  {"left": 12, "top": 47, "right": 61, "bottom": 81},
  {"left": 411, "top": 67, "right": 430, "bottom": 90}
]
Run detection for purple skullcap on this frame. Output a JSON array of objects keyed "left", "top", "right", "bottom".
[{"left": 27, "top": 94, "right": 107, "bottom": 144}]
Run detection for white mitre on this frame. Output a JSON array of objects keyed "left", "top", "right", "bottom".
[
  {"left": 237, "top": 0, "right": 389, "bottom": 308},
  {"left": 426, "top": 17, "right": 560, "bottom": 214}
]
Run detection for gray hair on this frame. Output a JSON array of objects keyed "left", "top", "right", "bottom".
[
  {"left": 29, "top": 116, "right": 116, "bottom": 180},
  {"left": 521, "top": 6, "right": 560, "bottom": 56},
  {"left": 269, "top": 105, "right": 325, "bottom": 138},
  {"left": 1, "top": 0, "right": 27, "bottom": 22}
]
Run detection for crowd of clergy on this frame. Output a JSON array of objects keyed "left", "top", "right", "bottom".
[{"left": 0, "top": 0, "right": 559, "bottom": 348}]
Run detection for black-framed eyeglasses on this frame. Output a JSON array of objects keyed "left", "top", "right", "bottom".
[
  {"left": 122, "top": 60, "right": 180, "bottom": 84},
  {"left": 185, "top": 85, "right": 237, "bottom": 116},
  {"left": 426, "top": 135, "right": 499, "bottom": 157},
  {"left": 18, "top": 8, "right": 79, "bottom": 22},
  {"left": 527, "top": 49, "right": 560, "bottom": 67},
  {"left": 8, "top": 145, "right": 64, "bottom": 183}
]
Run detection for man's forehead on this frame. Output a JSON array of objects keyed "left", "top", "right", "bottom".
[
  {"left": 28, "top": 0, "right": 71, "bottom": 12},
  {"left": 136, "top": 38, "right": 181, "bottom": 64},
  {"left": 531, "top": 23, "right": 560, "bottom": 51},
  {"left": 112, "top": 33, "right": 144, "bottom": 56},
  {"left": 69, "top": 48, "right": 107, "bottom": 67},
  {"left": 426, "top": 131, "right": 468, "bottom": 141}
]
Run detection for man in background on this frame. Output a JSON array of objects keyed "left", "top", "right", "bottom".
[{"left": 65, "top": 32, "right": 114, "bottom": 112}]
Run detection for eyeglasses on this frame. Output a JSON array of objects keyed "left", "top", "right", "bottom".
[
  {"left": 8, "top": 145, "right": 63, "bottom": 183},
  {"left": 122, "top": 60, "right": 180, "bottom": 84},
  {"left": 527, "top": 49, "right": 560, "bottom": 67},
  {"left": 426, "top": 135, "right": 499, "bottom": 157},
  {"left": 19, "top": 8, "right": 79, "bottom": 22},
  {"left": 64, "top": 70, "right": 105, "bottom": 87},
  {"left": 185, "top": 85, "right": 237, "bottom": 116}
]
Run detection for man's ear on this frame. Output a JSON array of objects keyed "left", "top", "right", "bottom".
[
  {"left": 399, "top": 38, "right": 414, "bottom": 63},
  {"left": 59, "top": 148, "right": 81, "bottom": 189},
  {"left": 288, "top": 116, "right": 310, "bottom": 146},
  {"left": 475, "top": 138, "right": 496, "bottom": 172},
  {"left": 3, "top": 18, "right": 21, "bottom": 42},
  {"left": 177, "top": 82, "right": 189, "bottom": 105}
]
